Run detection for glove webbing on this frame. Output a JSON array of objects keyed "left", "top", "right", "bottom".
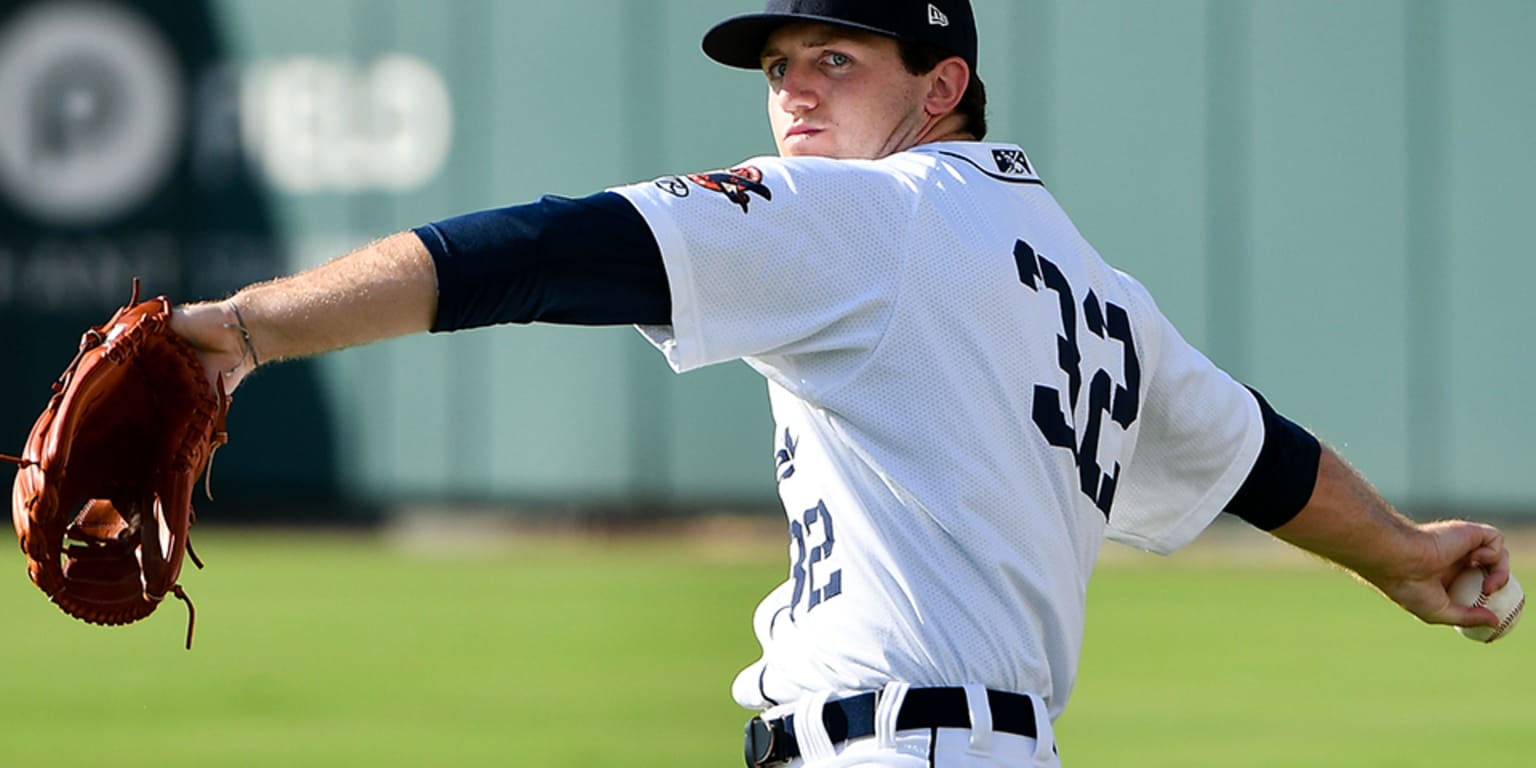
[{"left": 6, "top": 448, "right": 205, "bottom": 650}]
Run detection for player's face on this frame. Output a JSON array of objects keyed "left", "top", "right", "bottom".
[{"left": 760, "top": 23, "right": 933, "bottom": 160}]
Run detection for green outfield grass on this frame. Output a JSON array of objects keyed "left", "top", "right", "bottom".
[{"left": 0, "top": 523, "right": 1529, "bottom": 767}]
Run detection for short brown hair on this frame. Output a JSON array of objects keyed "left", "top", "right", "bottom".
[{"left": 898, "top": 41, "right": 988, "bottom": 140}]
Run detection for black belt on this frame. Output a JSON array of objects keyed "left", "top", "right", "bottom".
[{"left": 743, "top": 688, "right": 1038, "bottom": 767}]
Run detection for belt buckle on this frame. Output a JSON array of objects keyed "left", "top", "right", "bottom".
[{"left": 743, "top": 716, "right": 777, "bottom": 767}]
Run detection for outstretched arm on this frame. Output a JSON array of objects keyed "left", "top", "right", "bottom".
[
  {"left": 1270, "top": 444, "right": 1511, "bottom": 630},
  {"left": 170, "top": 231, "right": 437, "bottom": 391},
  {"left": 169, "top": 191, "right": 670, "bottom": 392}
]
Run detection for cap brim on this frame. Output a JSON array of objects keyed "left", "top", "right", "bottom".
[{"left": 702, "top": 13, "right": 900, "bottom": 69}]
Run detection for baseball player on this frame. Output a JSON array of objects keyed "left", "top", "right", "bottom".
[{"left": 170, "top": 1, "right": 1513, "bottom": 766}]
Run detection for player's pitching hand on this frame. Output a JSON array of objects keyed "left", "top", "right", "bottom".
[{"left": 1380, "top": 520, "right": 1511, "bottom": 630}]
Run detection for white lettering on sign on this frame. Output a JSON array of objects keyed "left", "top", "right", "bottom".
[
  {"left": 240, "top": 54, "right": 454, "bottom": 194},
  {"left": 0, "top": 1, "right": 458, "bottom": 223}
]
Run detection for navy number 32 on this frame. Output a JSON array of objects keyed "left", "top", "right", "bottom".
[
  {"left": 790, "top": 500, "right": 841, "bottom": 615},
  {"left": 1015, "top": 239, "right": 1141, "bottom": 518}
]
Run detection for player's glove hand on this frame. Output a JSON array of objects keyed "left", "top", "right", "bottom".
[
  {"left": 169, "top": 299, "right": 260, "bottom": 394},
  {"left": 4, "top": 280, "right": 231, "bottom": 649}
]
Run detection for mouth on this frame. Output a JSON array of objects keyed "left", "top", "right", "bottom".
[{"left": 785, "top": 124, "right": 824, "bottom": 140}]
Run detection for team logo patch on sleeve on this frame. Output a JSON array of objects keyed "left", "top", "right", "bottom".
[
  {"left": 992, "top": 149, "right": 1033, "bottom": 176},
  {"left": 686, "top": 166, "right": 772, "bottom": 213}
]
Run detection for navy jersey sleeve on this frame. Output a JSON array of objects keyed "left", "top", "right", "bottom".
[
  {"left": 1222, "top": 387, "right": 1322, "bottom": 530},
  {"left": 414, "top": 191, "right": 670, "bottom": 331}
]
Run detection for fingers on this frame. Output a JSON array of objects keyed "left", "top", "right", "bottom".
[
  {"left": 1428, "top": 520, "right": 1510, "bottom": 584},
  {"left": 1393, "top": 577, "right": 1497, "bottom": 629},
  {"left": 1398, "top": 579, "right": 1501, "bottom": 629},
  {"left": 1449, "top": 522, "right": 1511, "bottom": 593},
  {"left": 1436, "top": 603, "right": 1502, "bottom": 630},
  {"left": 1475, "top": 552, "right": 1512, "bottom": 594},
  {"left": 1467, "top": 531, "right": 1512, "bottom": 594},
  {"left": 1391, "top": 520, "right": 1515, "bottom": 629}
]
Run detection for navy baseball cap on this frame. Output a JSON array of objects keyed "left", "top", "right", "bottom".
[{"left": 703, "top": 0, "right": 978, "bottom": 72}]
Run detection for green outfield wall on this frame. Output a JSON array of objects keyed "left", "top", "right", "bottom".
[{"left": 0, "top": 0, "right": 1531, "bottom": 517}]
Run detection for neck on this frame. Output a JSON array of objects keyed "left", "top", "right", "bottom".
[{"left": 911, "top": 112, "right": 976, "bottom": 148}]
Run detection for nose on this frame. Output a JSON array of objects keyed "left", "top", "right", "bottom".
[{"left": 773, "top": 61, "right": 818, "bottom": 114}]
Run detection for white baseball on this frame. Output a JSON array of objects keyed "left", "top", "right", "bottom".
[{"left": 1448, "top": 569, "right": 1524, "bottom": 643}]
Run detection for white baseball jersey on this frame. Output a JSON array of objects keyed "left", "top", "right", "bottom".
[{"left": 610, "top": 142, "right": 1264, "bottom": 720}]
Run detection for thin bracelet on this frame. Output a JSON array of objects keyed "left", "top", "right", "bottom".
[{"left": 222, "top": 301, "right": 261, "bottom": 375}]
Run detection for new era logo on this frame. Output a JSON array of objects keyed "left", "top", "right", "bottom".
[{"left": 927, "top": 3, "right": 949, "bottom": 27}]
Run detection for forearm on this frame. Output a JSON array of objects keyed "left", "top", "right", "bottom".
[
  {"left": 1268, "top": 443, "right": 1510, "bottom": 627},
  {"left": 233, "top": 231, "right": 437, "bottom": 361},
  {"left": 172, "top": 231, "right": 437, "bottom": 389},
  {"left": 1269, "top": 446, "right": 1428, "bottom": 588}
]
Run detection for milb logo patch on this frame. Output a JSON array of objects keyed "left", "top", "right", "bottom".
[
  {"left": 992, "top": 148, "right": 1032, "bottom": 175},
  {"left": 686, "top": 166, "right": 772, "bottom": 213}
]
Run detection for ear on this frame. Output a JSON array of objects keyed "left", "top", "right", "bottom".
[{"left": 922, "top": 56, "right": 971, "bottom": 117}]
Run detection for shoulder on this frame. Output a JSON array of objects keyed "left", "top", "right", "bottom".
[
  {"left": 756, "top": 153, "right": 927, "bottom": 196},
  {"left": 615, "top": 154, "right": 923, "bottom": 226},
  {"left": 905, "top": 141, "right": 1043, "bottom": 185}
]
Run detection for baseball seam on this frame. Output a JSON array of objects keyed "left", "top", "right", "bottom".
[
  {"left": 1495, "top": 595, "right": 1524, "bottom": 638},
  {"left": 1474, "top": 589, "right": 1523, "bottom": 642}
]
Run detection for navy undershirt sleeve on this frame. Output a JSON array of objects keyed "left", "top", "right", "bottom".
[
  {"left": 1223, "top": 388, "right": 1322, "bottom": 531},
  {"left": 414, "top": 191, "right": 670, "bottom": 331}
]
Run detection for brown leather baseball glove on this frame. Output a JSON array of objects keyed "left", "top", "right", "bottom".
[{"left": 4, "top": 280, "right": 229, "bottom": 649}]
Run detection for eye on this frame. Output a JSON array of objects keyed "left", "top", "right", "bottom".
[
  {"left": 764, "top": 60, "right": 787, "bottom": 80},
  {"left": 823, "top": 51, "right": 851, "bottom": 67}
]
